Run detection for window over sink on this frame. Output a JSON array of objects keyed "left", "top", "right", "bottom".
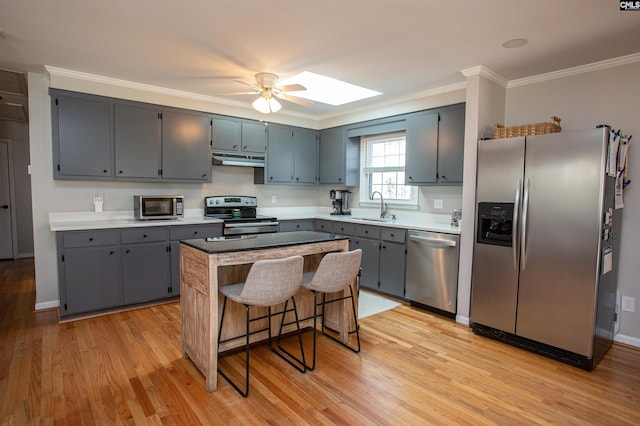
[{"left": 360, "top": 131, "right": 418, "bottom": 207}]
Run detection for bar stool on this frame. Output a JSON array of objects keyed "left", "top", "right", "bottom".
[
  {"left": 302, "top": 249, "right": 362, "bottom": 370},
  {"left": 217, "top": 255, "right": 305, "bottom": 397}
]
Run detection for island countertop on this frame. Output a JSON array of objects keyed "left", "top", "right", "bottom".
[{"left": 181, "top": 231, "right": 349, "bottom": 254}]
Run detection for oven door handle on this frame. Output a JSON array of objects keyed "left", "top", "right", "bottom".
[{"left": 224, "top": 221, "right": 280, "bottom": 228}]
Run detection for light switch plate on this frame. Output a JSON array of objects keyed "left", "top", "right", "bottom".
[{"left": 434, "top": 199, "right": 444, "bottom": 209}]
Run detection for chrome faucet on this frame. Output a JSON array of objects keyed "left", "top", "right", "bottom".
[{"left": 371, "top": 191, "right": 388, "bottom": 219}]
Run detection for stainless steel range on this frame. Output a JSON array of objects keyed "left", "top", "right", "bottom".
[{"left": 204, "top": 196, "right": 278, "bottom": 236}]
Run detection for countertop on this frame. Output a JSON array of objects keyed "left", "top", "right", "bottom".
[
  {"left": 181, "top": 231, "right": 350, "bottom": 254},
  {"left": 49, "top": 210, "right": 222, "bottom": 232},
  {"left": 49, "top": 207, "right": 461, "bottom": 235}
]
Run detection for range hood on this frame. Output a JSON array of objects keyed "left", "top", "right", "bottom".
[{"left": 212, "top": 152, "right": 265, "bottom": 167}]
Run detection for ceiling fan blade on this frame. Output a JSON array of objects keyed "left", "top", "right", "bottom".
[
  {"left": 232, "top": 79, "right": 258, "bottom": 88},
  {"left": 275, "top": 93, "right": 313, "bottom": 106},
  {"left": 218, "top": 90, "right": 261, "bottom": 96},
  {"left": 277, "top": 83, "right": 306, "bottom": 92}
]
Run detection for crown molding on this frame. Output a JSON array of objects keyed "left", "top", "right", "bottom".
[
  {"left": 44, "top": 65, "right": 319, "bottom": 121},
  {"left": 507, "top": 52, "right": 640, "bottom": 88},
  {"left": 460, "top": 66, "right": 508, "bottom": 88}
]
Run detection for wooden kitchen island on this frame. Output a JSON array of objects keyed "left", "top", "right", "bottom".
[{"left": 179, "top": 231, "right": 355, "bottom": 392}]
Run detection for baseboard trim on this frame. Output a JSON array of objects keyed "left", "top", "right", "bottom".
[
  {"left": 35, "top": 300, "right": 59, "bottom": 311},
  {"left": 614, "top": 333, "right": 640, "bottom": 349}
]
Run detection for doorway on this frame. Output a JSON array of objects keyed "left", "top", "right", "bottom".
[{"left": 0, "top": 140, "right": 16, "bottom": 259}]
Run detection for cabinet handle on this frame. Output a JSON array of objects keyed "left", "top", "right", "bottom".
[
  {"left": 110, "top": 251, "right": 114, "bottom": 255},
  {"left": 409, "top": 176, "right": 413, "bottom": 181},
  {"left": 243, "top": 145, "right": 247, "bottom": 149},
  {"left": 119, "top": 170, "right": 123, "bottom": 174},
  {"left": 103, "top": 169, "right": 108, "bottom": 173},
  {"left": 89, "top": 238, "right": 94, "bottom": 242},
  {"left": 269, "top": 176, "right": 273, "bottom": 181},
  {"left": 126, "top": 249, "right": 130, "bottom": 254},
  {"left": 390, "top": 233, "right": 394, "bottom": 237},
  {"left": 233, "top": 144, "right": 238, "bottom": 149},
  {"left": 296, "top": 177, "right": 299, "bottom": 181},
  {"left": 143, "top": 234, "right": 147, "bottom": 238}
]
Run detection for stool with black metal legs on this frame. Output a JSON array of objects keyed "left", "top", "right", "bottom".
[
  {"left": 300, "top": 249, "right": 362, "bottom": 371},
  {"left": 217, "top": 255, "right": 305, "bottom": 397}
]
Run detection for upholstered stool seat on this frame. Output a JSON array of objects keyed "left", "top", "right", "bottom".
[
  {"left": 217, "top": 255, "right": 305, "bottom": 397},
  {"left": 301, "top": 249, "right": 362, "bottom": 370}
]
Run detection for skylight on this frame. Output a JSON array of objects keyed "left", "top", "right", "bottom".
[{"left": 279, "top": 71, "right": 381, "bottom": 106}]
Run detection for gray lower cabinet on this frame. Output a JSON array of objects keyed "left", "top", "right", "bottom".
[
  {"left": 378, "top": 228, "right": 407, "bottom": 298},
  {"left": 57, "top": 223, "right": 222, "bottom": 319},
  {"left": 169, "top": 224, "right": 223, "bottom": 295},
  {"left": 121, "top": 228, "right": 171, "bottom": 304},
  {"left": 278, "top": 219, "right": 314, "bottom": 232},
  {"left": 315, "top": 220, "right": 406, "bottom": 297},
  {"left": 52, "top": 91, "right": 112, "bottom": 179},
  {"left": 354, "top": 225, "right": 381, "bottom": 291},
  {"left": 57, "top": 230, "right": 121, "bottom": 316}
]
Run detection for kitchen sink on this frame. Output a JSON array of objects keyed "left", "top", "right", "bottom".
[{"left": 350, "top": 217, "right": 395, "bottom": 223}]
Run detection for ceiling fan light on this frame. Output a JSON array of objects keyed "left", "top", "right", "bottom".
[
  {"left": 252, "top": 95, "right": 281, "bottom": 113},
  {"left": 268, "top": 97, "right": 281, "bottom": 112}
]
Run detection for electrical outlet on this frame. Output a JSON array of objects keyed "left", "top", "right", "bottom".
[
  {"left": 434, "top": 199, "right": 444, "bottom": 209},
  {"left": 271, "top": 195, "right": 277, "bottom": 204},
  {"left": 622, "top": 296, "right": 635, "bottom": 313}
]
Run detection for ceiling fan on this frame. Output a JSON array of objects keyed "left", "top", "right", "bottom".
[{"left": 225, "top": 72, "right": 313, "bottom": 113}]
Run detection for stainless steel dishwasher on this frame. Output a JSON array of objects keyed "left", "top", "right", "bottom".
[{"left": 405, "top": 230, "right": 460, "bottom": 317}]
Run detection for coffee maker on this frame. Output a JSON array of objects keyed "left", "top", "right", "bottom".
[{"left": 330, "top": 190, "right": 351, "bottom": 215}]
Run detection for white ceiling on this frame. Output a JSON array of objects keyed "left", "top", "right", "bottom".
[{"left": 1, "top": 0, "right": 640, "bottom": 120}]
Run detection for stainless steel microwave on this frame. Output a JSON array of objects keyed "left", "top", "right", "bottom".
[{"left": 134, "top": 195, "right": 184, "bottom": 220}]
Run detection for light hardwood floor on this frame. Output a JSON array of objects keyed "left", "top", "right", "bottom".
[{"left": 2, "top": 258, "right": 639, "bottom": 425}]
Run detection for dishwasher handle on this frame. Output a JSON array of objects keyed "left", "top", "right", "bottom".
[{"left": 408, "top": 234, "right": 457, "bottom": 247}]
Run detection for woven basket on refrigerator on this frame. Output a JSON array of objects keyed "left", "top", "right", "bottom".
[{"left": 494, "top": 116, "right": 562, "bottom": 139}]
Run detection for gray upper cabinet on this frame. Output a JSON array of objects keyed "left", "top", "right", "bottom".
[
  {"left": 294, "top": 128, "right": 318, "bottom": 184},
  {"left": 319, "top": 126, "right": 359, "bottom": 186},
  {"left": 265, "top": 124, "right": 295, "bottom": 183},
  {"left": 404, "top": 103, "right": 465, "bottom": 185},
  {"left": 51, "top": 89, "right": 212, "bottom": 183},
  {"left": 161, "top": 110, "right": 211, "bottom": 182},
  {"left": 437, "top": 104, "right": 465, "bottom": 184},
  {"left": 211, "top": 116, "right": 241, "bottom": 151},
  {"left": 52, "top": 91, "right": 112, "bottom": 179},
  {"left": 405, "top": 111, "right": 438, "bottom": 185},
  {"left": 241, "top": 120, "right": 268, "bottom": 153},
  {"left": 212, "top": 117, "right": 267, "bottom": 154},
  {"left": 262, "top": 124, "right": 318, "bottom": 185},
  {"left": 114, "top": 103, "right": 162, "bottom": 179}
]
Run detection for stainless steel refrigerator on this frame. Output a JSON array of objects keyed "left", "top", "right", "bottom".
[{"left": 471, "top": 127, "right": 621, "bottom": 370}]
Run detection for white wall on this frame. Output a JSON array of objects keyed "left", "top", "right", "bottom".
[{"left": 504, "top": 61, "right": 640, "bottom": 345}]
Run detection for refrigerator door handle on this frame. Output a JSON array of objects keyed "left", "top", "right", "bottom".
[
  {"left": 521, "top": 178, "right": 530, "bottom": 271},
  {"left": 513, "top": 179, "right": 521, "bottom": 270}
]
